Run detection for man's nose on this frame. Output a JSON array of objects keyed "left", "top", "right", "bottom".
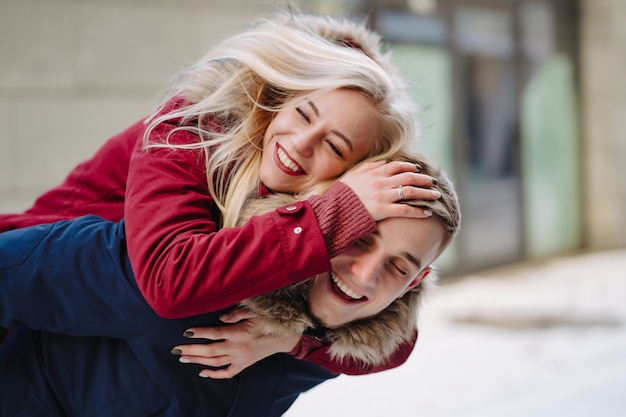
[{"left": 350, "top": 254, "right": 381, "bottom": 287}]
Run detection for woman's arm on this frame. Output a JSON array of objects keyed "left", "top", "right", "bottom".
[
  {"left": 170, "top": 311, "right": 417, "bottom": 377},
  {"left": 124, "top": 124, "right": 375, "bottom": 319}
]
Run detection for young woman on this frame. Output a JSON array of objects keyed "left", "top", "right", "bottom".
[
  {"left": 0, "top": 153, "right": 461, "bottom": 417},
  {"left": 0, "top": 12, "right": 440, "bottom": 375}
]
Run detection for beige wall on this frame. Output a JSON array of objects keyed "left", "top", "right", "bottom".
[
  {"left": 0, "top": 0, "right": 282, "bottom": 212},
  {"left": 580, "top": 0, "right": 626, "bottom": 248}
]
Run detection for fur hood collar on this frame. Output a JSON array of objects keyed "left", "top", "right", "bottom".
[{"left": 238, "top": 272, "right": 436, "bottom": 366}]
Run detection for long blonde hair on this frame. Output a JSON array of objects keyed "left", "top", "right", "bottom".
[{"left": 144, "top": 11, "right": 418, "bottom": 227}]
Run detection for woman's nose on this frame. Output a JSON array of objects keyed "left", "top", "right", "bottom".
[{"left": 291, "top": 130, "right": 317, "bottom": 156}]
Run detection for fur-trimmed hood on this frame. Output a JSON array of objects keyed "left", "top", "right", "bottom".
[{"left": 238, "top": 271, "right": 437, "bottom": 366}]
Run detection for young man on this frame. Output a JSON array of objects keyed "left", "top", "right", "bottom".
[{"left": 0, "top": 154, "right": 459, "bottom": 417}]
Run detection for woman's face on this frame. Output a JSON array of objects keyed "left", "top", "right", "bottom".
[{"left": 260, "top": 88, "right": 379, "bottom": 193}]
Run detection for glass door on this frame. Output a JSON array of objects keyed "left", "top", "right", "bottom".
[{"left": 451, "top": 1, "right": 524, "bottom": 270}]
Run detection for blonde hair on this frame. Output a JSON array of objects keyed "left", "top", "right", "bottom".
[{"left": 143, "top": 11, "right": 418, "bottom": 227}]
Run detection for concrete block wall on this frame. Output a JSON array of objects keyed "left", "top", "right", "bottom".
[
  {"left": 0, "top": 0, "right": 281, "bottom": 212},
  {"left": 580, "top": 0, "right": 626, "bottom": 248}
]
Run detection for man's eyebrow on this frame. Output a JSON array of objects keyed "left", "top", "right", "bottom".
[
  {"left": 372, "top": 230, "right": 422, "bottom": 270},
  {"left": 307, "top": 100, "right": 354, "bottom": 153},
  {"left": 402, "top": 251, "right": 422, "bottom": 271}
]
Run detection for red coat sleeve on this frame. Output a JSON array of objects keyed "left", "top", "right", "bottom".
[
  {"left": 124, "top": 118, "right": 344, "bottom": 318},
  {"left": 291, "top": 331, "right": 418, "bottom": 375}
]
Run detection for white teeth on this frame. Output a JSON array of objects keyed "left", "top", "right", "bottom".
[
  {"left": 330, "top": 271, "right": 364, "bottom": 300},
  {"left": 277, "top": 147, "right": 302, "bottom": 173}
]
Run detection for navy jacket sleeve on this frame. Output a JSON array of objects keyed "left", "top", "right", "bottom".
[{"left": 0, "top": 215, "right": 158, "bottom": 338}]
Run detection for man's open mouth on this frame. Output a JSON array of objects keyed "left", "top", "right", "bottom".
[{"left": 329, "top": 271, "right": 366, "bottom": 302}]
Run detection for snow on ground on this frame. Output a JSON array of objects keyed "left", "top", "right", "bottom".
[{"left": 284, "top": 249, "right": 626, "bottom": 417}]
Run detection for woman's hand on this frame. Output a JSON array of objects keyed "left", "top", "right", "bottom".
[
  {"left": 340, "top": 160, "right": 441, "bottom": 222},
  {"left": 171, "top": 309, "right": 301, "bottom": 379}
]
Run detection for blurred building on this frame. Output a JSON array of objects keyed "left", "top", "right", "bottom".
[{"left": 1, "top": 0, "right": 624, "bottom": 274}]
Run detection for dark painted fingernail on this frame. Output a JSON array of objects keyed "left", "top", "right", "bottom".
[
  {"left": 432, "top": 178, "right": 438, "bottom": 185},
  {"left": 171, "top": 348, "right": 182, "bottom": 355},
  {"left": 183, "top": 331, "right": 194, "bottom": 338},
  {"left": 415, "top": 163, "right": 423, "bottom": 172}
]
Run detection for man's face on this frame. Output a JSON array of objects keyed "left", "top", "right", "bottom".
[{"left": 308, "top": 216, "right": 445, "bottom": 329}]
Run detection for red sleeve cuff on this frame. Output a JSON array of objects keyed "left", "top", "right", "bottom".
[{"left": 308, "top": 182, "right": 376, "bottom": 258}]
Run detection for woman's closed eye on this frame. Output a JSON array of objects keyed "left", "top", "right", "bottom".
[
  {"left": 326, "top": 139, "right": 345, "bottom": 158},
  {"left": 296, "top": 107, "right": 310, "bottom": 123}
]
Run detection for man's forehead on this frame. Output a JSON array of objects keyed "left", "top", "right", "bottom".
[
  {"left": 375, "top": 216, "right": 428, "bottom": 239},
  {"left": 374, "top": 217, "right": 444, "bottom": 267}
]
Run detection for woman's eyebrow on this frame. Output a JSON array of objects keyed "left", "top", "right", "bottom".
[
  {"left": 306, "top": 100, "right": 320, "bottom": 116},
  {"left": 307, "top": 100, "right": 354, "bottom": 152}
]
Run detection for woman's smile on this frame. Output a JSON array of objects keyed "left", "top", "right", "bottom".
[{"left": 274, "top": 145, "right": 305, "bottom": 175}]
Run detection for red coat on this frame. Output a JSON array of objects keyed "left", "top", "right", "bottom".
[{"left": 0, "top": 98, "right": 417, "bottom": 375}]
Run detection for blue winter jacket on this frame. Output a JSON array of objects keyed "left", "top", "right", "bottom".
[{"left": 0, "top": 215, "right": 335, "bottom": 417}]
